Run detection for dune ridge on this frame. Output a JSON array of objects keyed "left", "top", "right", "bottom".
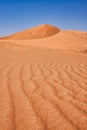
[
  {"left": 0, "top": 24, "right": 60, "bottom": 40},
  {"left": 0, "top": 24, "right": 87, "bottom": 52}
]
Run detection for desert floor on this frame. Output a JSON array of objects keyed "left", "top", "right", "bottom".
[{"left": 0, "top": 43, "right": 87, "bottom": 130}]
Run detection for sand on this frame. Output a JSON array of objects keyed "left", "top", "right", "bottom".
[
  {"left": 0, "top": 25, "right": 87, "bottom": 130},
  {"left": 0, "top": 24, "right": 60, "bottom": 40}
]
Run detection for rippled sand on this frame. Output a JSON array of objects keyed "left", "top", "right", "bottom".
[{"left": 0, "top": 43, "right": 87, "bottom": 130}]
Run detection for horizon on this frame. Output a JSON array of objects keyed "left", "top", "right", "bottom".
[{"left": 0, "top": 0, "right": 87, "bottom": 37}]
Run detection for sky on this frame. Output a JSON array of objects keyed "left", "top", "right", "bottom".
[{"left": 0, "top": 0, "right": 87, "bottom": 37}]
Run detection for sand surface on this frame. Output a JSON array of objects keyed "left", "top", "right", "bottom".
[
  {"left": 0, "top": 43, "right": 87, "bottom": 130},
  {"left": 0, "top": 25, "right": 87, "bottom": 130}
]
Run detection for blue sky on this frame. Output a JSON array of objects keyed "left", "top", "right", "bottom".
[{"left": 0, "top": 0, "right": 87, "bottom": 37}]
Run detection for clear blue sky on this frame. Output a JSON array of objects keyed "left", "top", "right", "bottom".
[{"left": 0, "top": 0, "right": 87, "bottom": 37}]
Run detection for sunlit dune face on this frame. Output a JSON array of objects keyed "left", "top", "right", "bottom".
[{"left": 0, "top": 24, "right": 60, "bottom": 40}]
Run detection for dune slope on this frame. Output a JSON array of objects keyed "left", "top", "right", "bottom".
[
  {"left": 0, "top": 24, "right": 60, "bottom": 40},
  {"left": 3, "top": 30, "right": 86, "bottom": 52}
]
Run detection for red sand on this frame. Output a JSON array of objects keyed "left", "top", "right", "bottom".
[{"left": 0, "top": 24, "right": 87, "bottom": 130}]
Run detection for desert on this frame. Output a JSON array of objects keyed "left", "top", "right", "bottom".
[{"left": 0, "top": 24, "right": 87, "bottom": 130}]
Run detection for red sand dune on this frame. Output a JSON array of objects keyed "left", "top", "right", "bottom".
[
  {"left": 12, "top": 30, "right": 87, "bottom": 51},
  {"left": 0, "top": 24, "right": 60, "bottom": 40},
  {"left": 1, "top": 24, "right": 87, "bottom": 52},
  {"left": 0, "top": 24, "right": 87, "bottom": 130}
]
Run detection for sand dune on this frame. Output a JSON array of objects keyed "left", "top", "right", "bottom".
[
  {"left": 14, "top": 30, "right": 87, "bottom": 51},
  {"left": 0, "top": 24, "right": 87, "bottom": 130},
  {"left": 0, "top": 24, "right": 87, "bottom": 52},
  {"left": 0, "top": 24, "right": 60, "bottom": 40}
]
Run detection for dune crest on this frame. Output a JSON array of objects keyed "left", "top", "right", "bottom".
[
  {"left": 0, "top": 24, "right": 60, "bottom": 40},
  {"left": 0, "top": 24, "right": 87, "bottom": 52}
]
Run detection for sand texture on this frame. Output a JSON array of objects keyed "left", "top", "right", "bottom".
[{"left": 0, "top": 24, "right": 87, "bottom": 130}]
